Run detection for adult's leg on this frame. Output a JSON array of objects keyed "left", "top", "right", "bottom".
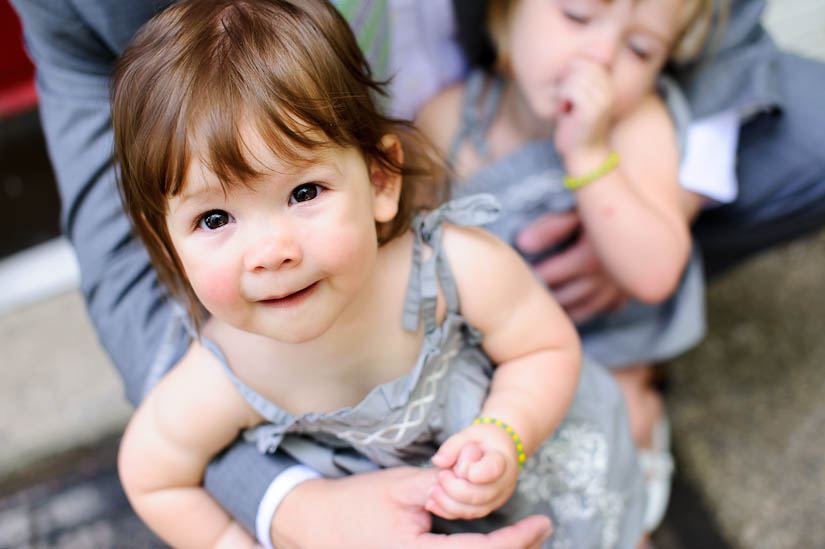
[{"left": 693, "top": 52, "right": 825, "bottom": 277}]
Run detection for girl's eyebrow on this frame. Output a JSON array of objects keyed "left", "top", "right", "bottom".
[
  {"left": 631, "top": 10, "right": 676, "bottom": 46},
  {"left": 597, "top": 0, "right": 673, "bottom": 47},
  {"left": 175, "top": 147, "right": 348, "bottom": 206},
  {"left": 634, "top": 25, "right": 670, "bottom": 46},
  {"left": 175, "top": 180, "right": 227, "bottom": 207}
]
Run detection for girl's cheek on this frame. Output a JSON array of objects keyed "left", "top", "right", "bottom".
[
  {"left": 190, "top": 266, "right": 240, "bottom": 312},
  {"left": 322, "top": 223, "right": 376, "bottom": 274}
]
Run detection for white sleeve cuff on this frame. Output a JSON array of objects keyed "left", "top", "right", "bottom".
[
  {"left": 255, "top": 464, "right": 322, "bottom": 549},
  {"left": 679, "top": 109, "right": 741, "bottom": 204}
]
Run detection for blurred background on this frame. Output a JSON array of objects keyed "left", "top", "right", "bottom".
[{"left": 0, "top": 0, "right": 823, "bottom": 547}]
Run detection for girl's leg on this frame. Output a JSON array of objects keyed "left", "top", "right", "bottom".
[
  {"left": 612, "top": 363, "right": 673, "bottom": 533},
  {"left": 611, "top": 364, "right": 663, "bottom": 449}
]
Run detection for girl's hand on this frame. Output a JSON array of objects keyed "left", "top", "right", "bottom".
[
  {"left": 426, "top": 424, "right": 521, "bottom": 520},
  {"left": 554, "top": 59, "right": 615, "bottom": 161}
]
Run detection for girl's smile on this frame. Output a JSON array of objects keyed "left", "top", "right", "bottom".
[{"left": 258, "top": 280, "right": 320, "bottom": 307}]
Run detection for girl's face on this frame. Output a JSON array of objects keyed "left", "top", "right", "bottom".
[
  {"left": 165, "top": 128, "right": 401, "bottom": 343},
  {"left": 508, "top": 0, "right": 691, "bottom": 120}
]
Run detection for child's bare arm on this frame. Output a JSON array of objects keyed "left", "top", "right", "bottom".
[
  {"left": 118, "top": 341, "right": 263, "bottom": 548},
  {"left": 449, "top": 226, "right": 581, "bottom": 449},
  {"left": 555, "top": 58, "right": 690, "bottom": 302},
  {"left": 565, "top": 90, "right": 690, "bottom": 303},
  {"left": 426, "top": 225, "right": 582, "bottom": 519}
]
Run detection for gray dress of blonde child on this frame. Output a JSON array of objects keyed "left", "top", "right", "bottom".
[
  {"left": 449, "top": 70, "right": 706, "bottom": 369},
  {"left": 201, "top": 194, "right": 646, "bottom": 549}
]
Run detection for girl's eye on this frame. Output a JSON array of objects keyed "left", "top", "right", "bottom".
[
  {"left": 562, "top": 9, "right": 591, "bottom": 24},
  {"left": 197, "top": 210, "right": 233, "bottom": 231},
  {"left": 290, "top": 183, "right": 322, "bottom": 204},
  {"left": 629, "top": 42, "right": 652, "bottom": 61}
]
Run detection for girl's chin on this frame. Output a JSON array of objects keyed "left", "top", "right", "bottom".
[
  {"left": 527, "top": 102, "right": 559, "bottom": 129},
  {"left": 525, "top": 94, "right": 559, "bottom": 121}
]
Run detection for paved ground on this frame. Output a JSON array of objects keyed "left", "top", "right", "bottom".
[
  {"left": 666, "top": 229, "right": 825, "bottom": 549},
  {"left": 0, "top": 436, "right": 164, "bottom": 548}
]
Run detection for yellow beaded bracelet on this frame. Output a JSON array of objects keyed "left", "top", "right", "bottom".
[
  {"left": 473, "top": 417, "right": 526, "bottom": 469},
  {"left": 563, "top": 150, "right": 620, "bottom": 190}
]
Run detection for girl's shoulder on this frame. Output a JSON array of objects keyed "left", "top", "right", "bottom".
[
  {"left": 610, "top": 92, "right": 673, "bottom": 144},
  {"left": 144, "top": 335, "right": 263, "bottom": 442},
  {"left": 415, "top": 81, "right": 466, "bottom": 155},
  {"left": 439, "top": 222, "right": 528, "bottom": 301}
]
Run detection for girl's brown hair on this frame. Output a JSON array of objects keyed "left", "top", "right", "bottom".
[{"left": 112, "top": 0, "right": 445, "bottom": 326}]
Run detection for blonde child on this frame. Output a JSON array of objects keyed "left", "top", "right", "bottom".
[
  {"left": 417, "top": 0, "right": 723, "bottom": 530},
  {"left": 112, "top": 0, "right": 646, "bottom": 547}
]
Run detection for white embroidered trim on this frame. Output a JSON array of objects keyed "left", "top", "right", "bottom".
[{"left": 336, "top": 347, "right": 457, "bottom": 445}]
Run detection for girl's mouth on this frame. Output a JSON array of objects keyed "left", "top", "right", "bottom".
[{"left": 260, "top": 281, "right": 319, "bottom": 307}]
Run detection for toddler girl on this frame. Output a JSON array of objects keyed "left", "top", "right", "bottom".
[
  {"left": 113, "top": 1, "right": 645, "bottom": 547},
  {"left": 418, "top": 0, "right": 723, "bottom": 530}
]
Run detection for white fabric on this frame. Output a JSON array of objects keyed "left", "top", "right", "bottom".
[
  {"left": 0, "top": 237, "right": 79, "bottom": 315},
  {"left": 255, "top": 464, "right": 322, "bottom": 549},
  {"left": 639, "top": 416, "right": 675, "bottom": 532},
  {"left": 386, "top": 0, "right": 467, "bottom": 119},
  {"left": 679, "top": 109, "right": 741, "bottom": 204}
]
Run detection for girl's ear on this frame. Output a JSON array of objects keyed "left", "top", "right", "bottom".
[{"left": 370, "top": 133, "right": 403, "bottom": 223}]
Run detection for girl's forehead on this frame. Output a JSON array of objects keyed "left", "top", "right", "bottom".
[
  {"left": 567, "top": 0, "right": 694, "bottom": 38},
  {"left": 182, "top": 123, "right": 339, "bottom": 189},
  {"left": 625, "top": 0, "right": 695, "bottom": 42},
  {"left": 179, "top": 129, "right": 358, "bottom": 198}
]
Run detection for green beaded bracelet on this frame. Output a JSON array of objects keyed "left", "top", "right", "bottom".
[
  {"left": 473, "top": 416, "right": 526, "bottom": 469},
  {"left": 563, "top": 150, "right": 620, "bottom": 190}
]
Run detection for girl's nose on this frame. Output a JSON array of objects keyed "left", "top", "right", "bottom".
[
  {"left": 585, "top": 30, "right": 621, "bottom": 69},
  {"left": 243, "top": 226, "right": 302, "bottom": 272}
]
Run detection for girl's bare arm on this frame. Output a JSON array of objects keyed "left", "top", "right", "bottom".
[
  {"left": 118, "top": 341, "right": 263, "bottom": 548},
  {"left": 444, "top": 224, "right": 582, "bottom": 457},
  {"left": 566, "top": 93, "right": 690, "bottom": 303}
]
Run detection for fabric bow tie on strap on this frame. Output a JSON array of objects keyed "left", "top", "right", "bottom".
[{"left": 402, "top": 194, "right": 501, "bottom": 333}]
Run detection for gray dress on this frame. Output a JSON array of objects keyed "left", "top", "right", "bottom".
[
  {"left": 202, "top": 194, "right": 646, "bottom": 549},
  {"left": 449, "top": 70, "right": 706, "bottom": 368}
]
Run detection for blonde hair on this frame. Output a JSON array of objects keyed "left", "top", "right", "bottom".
[
  {"left": 487, "top": 0, "right": 729, "bottom": 72},
  {"left": 112, "top": 0, "right": 446, "bottom": 328}
]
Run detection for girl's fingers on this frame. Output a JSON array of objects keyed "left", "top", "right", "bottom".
[
  {"left": 428, "top": 481, "right": 496, "bottom": 520},
  {"left": 466, "top": 451, "right": 507, "bottom": 485},
  {"left": 432, "top": 434, "right": 467, "bottom": 468},
  {"left": 454, "top": 443, "right": 484, "bottom": 479},
  {"left": 425, "top": 495, "right": 455, "bottom": 520},
  {"left": 437, "top": 469, "right": 500, "bottom": 507}
]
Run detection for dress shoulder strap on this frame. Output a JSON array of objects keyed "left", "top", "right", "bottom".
[
  {"left": 657, "top": 74, "right": 693, "bottom": 158},
  {"left": 199, "top": 335, "right": 290, "bottom": 429},
  {"left": 446, "top": 70, "right": 505, "bottom": 166},
  {"left": 401, "top": 194, "right": 501, "bottom": 333}
]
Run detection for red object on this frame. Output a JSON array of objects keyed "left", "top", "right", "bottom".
[{"left": 0, "top": 0, "right": 38, "bottom": 117}]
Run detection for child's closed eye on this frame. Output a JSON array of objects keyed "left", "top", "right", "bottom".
[
  {"left": 628, "top": 42, "right": 652, "bottom": 61},
  {"left": 558, "top": 0, "right": 593, "bottom": 24},
  {"left": 196, "top": 209, "right": 234, "bottom": 231},
  {"left": 562, "top": 9, "right": 591, "bottom": 24},
  {"left": 289, "top": 183, "right": 325, "bottom": 205}
]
